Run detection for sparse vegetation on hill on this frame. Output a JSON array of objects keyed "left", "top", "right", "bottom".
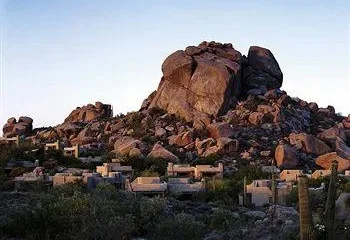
[{"left": 1, "top": 41, "right": 350, "bottom": 239}]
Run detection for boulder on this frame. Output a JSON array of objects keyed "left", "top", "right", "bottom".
[
  {"left": 207, "top": 122, "right": 234, "bottom": 139},
  {"left": 197, "top": 137, "right": 239, "bottom": 156},
  {"left": 275, "top": 144, "right": 299, "bottom": 168},
  {"left": 168, "top": 130, "right": 194, "bottom": 147},
  {"left": 215, "top": 137, "right": 239, "bottom": 154},
  {"left": 56, "top": 122, "right": 82, "bottom": 139},
  {"left": 65, "top": 102, "right": 112, "bottom": 123},
  {"left": 289, "top": 133, "right": 331, "bottom": 155},
  {"left": 140, "top": 91, "right": 157, "bottom": 110},
  {"left": 317, "top": 108, "right": 334, "bottom": 117},
  {"left": 335, "top": 138, "right": 350, "bottom": 160},
  {"left": 195, "top": 138, "right": 216, "bottom": 155},
  {"left": 308, "top": 102, "right": 318, "bottom": 112},
  {"left": 248, "top": 112, "right": 264, "bottom": 125},
  {"left": 318, "top": 126, "right": 347, "bottom": 144},
  {"left": 155, "top": 127, "right": 167, "bottom": 137},
  {"left": 36, "top": 129, "right": 58, "bottom": 141},
  {"left": 264, "top": 89, "right": 280, "bottom": 100},
  {"left": 277, "top": 95, "right": 291, "bottom": 106},
  {"left": 315, "top": 152, "right": 350, "bottom": 172},
  {"left": 7, "top": 117, "right": 16, "bottom": 125},
  {"left": 147, "top": 143, "right": 179, "bottom": 162},
  {"left": 335, "top": 193, "right": 350, "bottom": 226},
  {"left": 129, "top": 148, "right": 143, "bottom": 158},
  {"left": 70, "top": 127, "right": 98, "bottom": 145},
  {"left": 114, "top": 136, "right": 145, "bottom": 156},
  {"left": 2, "top": 116, "right": 33, "bottom": 138},
  {"left": 243, "top": 46, "right": 283, "bottom": 90},
  {"left": 146, "top": 43, "right": 235, "bottom": 123},
  {"left": 246, "top": 205, "right": 299, "bottom": 240},
  {"left": 18, "top": 116, "right": 33, "bottom": 125},
  {"left": 342, "top": 116, "right": 350, "bottom": 129}
]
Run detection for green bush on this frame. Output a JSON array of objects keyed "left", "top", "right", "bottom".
[{"left": 147, "top": 213, "right": 207, "bottom": 240}]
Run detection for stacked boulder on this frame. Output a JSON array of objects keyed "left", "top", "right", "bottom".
[
  {"left": 148, "top": 41, "right": 282, "bottom": 128},
  {"left": 2, "top": 117, "right": 33, "bottom": 137},
  {"left": 64, "top": 101, "right": 112, "bottom": 123}
]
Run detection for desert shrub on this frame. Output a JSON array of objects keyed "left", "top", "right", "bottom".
[
  {"left": 140, "top": 134, "right": 158, "bottom": 145},
  {"left": 262, "top": 113, "right": 274, "bottom": 123},
  {"left": 243, "top": 98, "right": 264, "bottom": 112},
  {"left": 148, "top": 106, "right": 166, "bottom": 117},
  {"left": 122, "top": 156, "right": 168, "bottom": 177},
  {"left": 285, "top": 187, "right": 298, "bottom": 207},
  {"left": 9, "top": 167, "right": 28, "bottom": 178},
  {"left": 147, "top": 213, "right": 207, "bottom": 240},
  {"left": 140, "top": 169, "right": 159, "bottom": 177},
  {"left": 210, "top": 208, "right": 240, "bottom": 231},
  {"left": 191, "top": 154, "right": 218, "bottom": 166}
]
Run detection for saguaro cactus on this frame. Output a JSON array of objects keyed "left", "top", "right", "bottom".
[
  {"left": 325, "top": 160, "right": 338, "bottom": 240},
  {"left": 243, "top": 175, "right": 247, "bottom": 206},
  {"left": 271, "top": 160, "right": 277, "bottom": 204},
  {"left": 298, "top": 175, "right": 313, "bottom": 240}
]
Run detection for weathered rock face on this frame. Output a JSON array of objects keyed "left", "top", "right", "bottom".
[
  {"left": 336, "top": 193, "right": 350, "bottom": 227},
  {"left": 207, "top": 122, "right": 234, "bottom": 139},
  {"left": 275, "top": 144, "right": 299, "bottom": 168},
  {"left": 246, "top": 205, "right": 299, "bottom": 240},
  {"left": 289, "top": 132, "right": 331, "bottom": 155},
  {"left": 65, "top": 102, "right": 112, "bottom": 123},
  {"left": 70, "top": 122, "right": 104, "bottom": 145},
  {"left": 2, "top": 116, "right": 33, "bottom": 137},
  {"left": 148, "top": 41, "right": 282, "bottom": 127},
  {"left": 335, "top": 138, "right": 350, "bottom": 160},
  {"left": 242, "top": 46, "right": 283, "bottom": 90},
  {"left": 168, "top": 130, "right": 193, "bottom": 147},
  {"left": 195, "top": 137, "right": 239, "bottom": 156},
  {"left": 147, "top": 143, "right": 179, "bottom": 162},
  {"left": 248, "top": 112, "right": 264, "bottom": 125},
  {"left": 315, "top": 152, "right": 350, "bottom": 172},
  {"left": 56, "top": 122, "right": 82, "bottom": 140},
  {"left": 114, "top": 136, "right": 145, "bottom": 157}
]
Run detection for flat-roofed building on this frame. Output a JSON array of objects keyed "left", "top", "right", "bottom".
[
  {"left": 0, "top": 135, "right": 20, "bottom": 146},
  {"left": 167, "top": 163, "right": 195, "bottom": 178},
  {"left": 63, "top": 145, "right": 79, "bottom": 158},
  {"left": 167, "top": 178, "right": 205, "bottom": 194},
  {"left": 240, "top": 180, "right": 293, "bottom": 206},
  {"left": 96, "top": 163, "right": 133, "bottom": 178},
  {"left": 246, "top": 180, "right": 273, "bottom": 206},
  {"left": 279, "top": 170, "right": 303, "bottom": 182},
  {"left": 53, "top": 173, "right": 85, "bottom": 187},
  {"left": 86, "top": 172, "right": 127, "bottom": 190},
  {"left": 45, "top": 140, "right": 60, "bottom": 151},
  {"left": 167, "top": 162, "right": 223, "bottom": 179},
  {"left": 127, "top": 177, "right": 167, "bottom": 196},
  {"left": 311, "top": 170, "right": 331, "bottom": 179}
]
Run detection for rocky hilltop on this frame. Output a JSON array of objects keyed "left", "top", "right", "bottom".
[
  {"left": 3, "top": 41, "right": 350, "bottom": 172},
  {"left": 145, "top": 41, "right": 282, "bottom": 128}
]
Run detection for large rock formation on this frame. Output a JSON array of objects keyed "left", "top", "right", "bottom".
[
  {"left": 315, "top": 152, "right": 350, "bottom": 172},
  {"left": 65, "top": 102, "right": 112, "bottom": 123},
  {"left": 148, "top": 41, "right": 282, "bottom": 127},
  {"left": 275, "top": 143, "right": 299, "bottom": 168},
  {"left": 289, "top": 132, "right": 331, "bottom": 155},
  {"left": 242, "top": 46, "right": 283, "bottom": 90},
  {"left": 2, "top": 116, "right": 33, "bottom": 137}
]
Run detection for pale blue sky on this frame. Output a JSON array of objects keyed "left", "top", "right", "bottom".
[{"left": 0, "top": 0, "right": 349, "bottom": 128}]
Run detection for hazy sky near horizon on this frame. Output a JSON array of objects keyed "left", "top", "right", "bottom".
[{"left": 0, "top": 0, "right": 349, "bottom": 128}]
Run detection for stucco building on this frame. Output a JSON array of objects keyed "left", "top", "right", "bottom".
[
  {"left": 167, "top": 162, "right": 223, "bottom": 179},
  {"left": 279, "top": 170, "right": 303, "bottom": 182}
]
